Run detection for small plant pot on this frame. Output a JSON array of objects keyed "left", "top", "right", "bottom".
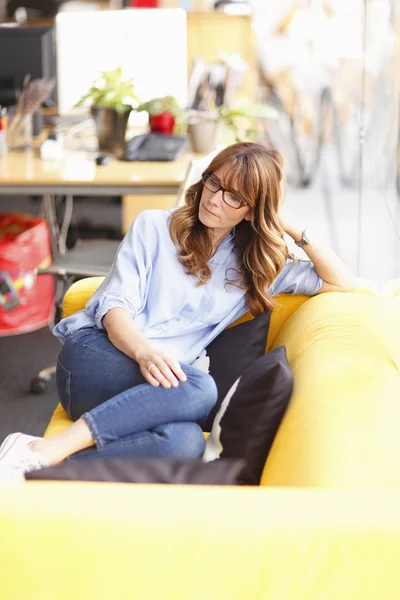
[
  {"left": 187, "top": 119, "right": 218, "bottom": 153},
  {"left": 149, "top": 112, "right": 175, "bottom": 134},
  {"left": 91, "top": 106, "right": 131, "bottom": 155}
]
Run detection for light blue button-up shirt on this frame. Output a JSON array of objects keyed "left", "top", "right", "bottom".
[{"left": 54, "top": 210, "right": 322, "bottom": 365}]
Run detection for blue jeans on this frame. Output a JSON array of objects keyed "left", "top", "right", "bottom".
[{"left": 56, "top": 327, "right": 217, "bottom": 461}]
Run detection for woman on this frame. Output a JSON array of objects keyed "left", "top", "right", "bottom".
[{"left": 0, "top": 142, "right": 354, "bottom": 480}]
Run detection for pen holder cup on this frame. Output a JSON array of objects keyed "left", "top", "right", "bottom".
[{"left": 7, "top": 114, "right": 33, "bottom": 150}]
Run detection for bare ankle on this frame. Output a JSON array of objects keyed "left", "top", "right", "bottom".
[
  {"left": 28, "top": 439, "right": 55, "bottom": 464},
  {"left": 27, "top": 419, "right": 94, "bottom": 466},
  {"left": 28, "top": 439, "right": 44, "bottom": 453}
]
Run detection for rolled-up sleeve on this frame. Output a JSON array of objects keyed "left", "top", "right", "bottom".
[
  {"left": 85, "top": 211, "right": 158, "bottom": 329},
  {"left": 271, "top": 259, "right": 323, "bottom": 296}
]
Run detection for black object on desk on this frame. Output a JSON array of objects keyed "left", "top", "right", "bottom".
[
  {"left": 96, "top": 154, "right": 111, "bottom": 166},
  {"left": 122, "top": 133, "right": 188, "bottom": 162}
]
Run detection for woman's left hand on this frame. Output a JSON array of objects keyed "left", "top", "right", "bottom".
[
  {"left": 278, "top": 205, "right": 355, "bottom": 292},
  {"left": 277, "top": 205, "right": 303, "bottom": 242}
]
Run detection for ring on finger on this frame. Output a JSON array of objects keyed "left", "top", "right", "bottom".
[{"left": 148, "top": 363, "right": 156, "bottom": 375}]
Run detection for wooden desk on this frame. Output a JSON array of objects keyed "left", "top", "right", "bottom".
[
  {"left": 0, "top": 146, "right": 196, "bottom": 195},
  {"left": 0, "top": 147, "right": 198, "bottom": 236}
]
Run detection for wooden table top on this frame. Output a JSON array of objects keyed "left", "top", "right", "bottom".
[{"left": 0, "top": 146, "right": 198, "bottom": 189}]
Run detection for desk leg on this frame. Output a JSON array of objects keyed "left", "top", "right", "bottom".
[
  {"left": 41, "top": 194, "right": 74, "bottom": 259},
  {"left": 58, "top": 195, "right": 74, "bottom": 256},
  {"left": 42, "top": 194, "right": 60, "bottom": 260}
]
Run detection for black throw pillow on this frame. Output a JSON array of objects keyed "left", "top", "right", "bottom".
[
  {"left": 203, "top": 346, "right": 293, "bottom": 485},
  {"left": 25, "top": 457, "right": 245, "bottom": 486},
  {"left": 193, "top": 310, "right": 271, "bottom": 432}
]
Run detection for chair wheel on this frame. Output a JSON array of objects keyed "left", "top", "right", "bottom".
[{"left": 30, "top": 377, "right": 48, "bottom": 394}]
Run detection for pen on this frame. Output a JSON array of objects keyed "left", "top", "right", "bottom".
[
  {"left": 0, "top": 106, "right": 8, "bottom": 153},
  {"left": 0, "top": 106, "right": 8, "bottom": 129}
]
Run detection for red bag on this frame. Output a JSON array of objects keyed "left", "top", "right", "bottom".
[{"left": 0, "top": 213, "right": 54, "bottom": 336}]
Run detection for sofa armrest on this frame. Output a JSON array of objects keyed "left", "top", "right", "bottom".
[
  {"left": 382, "top": 279, "right": 400, "bottom": 368},
  {"left": 262, "top": 288, "right": 400, "bottom": 487},
  {"left": 63, "top": 276, "right": 105, "bottom": 318}
]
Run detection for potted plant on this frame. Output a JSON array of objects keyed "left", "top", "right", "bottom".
[
  {"left": 186, "top": 109, "right": 219, "bottom": 153},
  {"left": 75, "top": 66, "right": 140, "bottom": 155},
  {"left": 186, "top": 103, "right": 278, "bottom": 153},
  {"left": 137, "top": 95, "right": 181, "bottom": 135}
]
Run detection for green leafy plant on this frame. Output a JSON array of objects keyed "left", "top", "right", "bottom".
[
  {"left": 137, "top": 95, "right": 181, "bottom": 117},
  {"left": 186, "top": 103, "right": 278, "bottom": 143},
  {"left": 218, "top": 104, "right": 278, "bottom": 143},
  {"left": 75, "top": 66, "right": 140, "bottom": 114}
]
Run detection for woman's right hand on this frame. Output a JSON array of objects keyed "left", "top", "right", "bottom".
[{"left": 135, "top": 345, "right": 187, "bottom": 389}]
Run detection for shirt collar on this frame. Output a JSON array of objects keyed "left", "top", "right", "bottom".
[{"left": 210, "top": 228, "right": 236, "bottom": 265}]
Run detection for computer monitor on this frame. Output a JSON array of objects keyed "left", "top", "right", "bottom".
[
  {"left": 56, "top": 8, "right": 187, "bottom": 116},
  {"left": 0, "top": 25, "right": 56, "bottom": 107}
]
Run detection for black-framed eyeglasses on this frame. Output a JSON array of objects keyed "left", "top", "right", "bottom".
[{"left": 202, "top": 174, "right": 246, "bottom": 209}]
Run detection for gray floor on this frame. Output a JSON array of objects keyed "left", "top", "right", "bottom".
[
  {"left": 0, "top": 195, "right": 123, "bottom": 442},
  {"left": 0, "top": 160, "right": 399, "bottom": 442},
  {"left": 0, "top": 326, "right": 60, "bottom": 441}
]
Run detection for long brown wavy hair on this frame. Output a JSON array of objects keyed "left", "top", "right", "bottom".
[{"left": 168, "top": 142, "right": 290, "bottom": 315}]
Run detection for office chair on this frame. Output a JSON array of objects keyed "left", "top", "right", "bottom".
[{"left": 30, "top": 149, "right": 221, "bottom": 393}]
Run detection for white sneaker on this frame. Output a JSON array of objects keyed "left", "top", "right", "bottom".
[{"left": 0, "top": 433, "right": 49, "bottom": 483}]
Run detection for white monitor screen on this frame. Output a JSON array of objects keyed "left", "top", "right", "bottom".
[{"left": 56, "top": 8, "right": 187, "bottom": 115}]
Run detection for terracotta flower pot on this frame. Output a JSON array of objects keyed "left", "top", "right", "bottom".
[{"left": 149, "top": 112, "right": 175, "bottom": 135}]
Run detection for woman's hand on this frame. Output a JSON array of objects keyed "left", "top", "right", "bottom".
[
  {"left": 103, "top": 308, "right": 187, "bottom": 388},
  {"left": 135, "top": 345, "right": 187, "bottom": 389},
  {"left": 277, "top": 206, "right": 355, "bottom": 292},
  {"left": 277, "top": 205, "right": 303, "bottom": 242}
]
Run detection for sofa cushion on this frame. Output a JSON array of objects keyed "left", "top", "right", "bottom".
[
  {"left": 26, "top": 457, "right": 245, "bottom": 485},
  {"left": 203, "top": 346, "right": 293, "bottom": 485},
  {"left": 193, "top": 309, "right": 271, "bottom": 432}
]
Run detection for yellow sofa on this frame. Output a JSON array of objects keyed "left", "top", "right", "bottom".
[{"left": 1, "top": 277, "right": 400, "bottom": 600}]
